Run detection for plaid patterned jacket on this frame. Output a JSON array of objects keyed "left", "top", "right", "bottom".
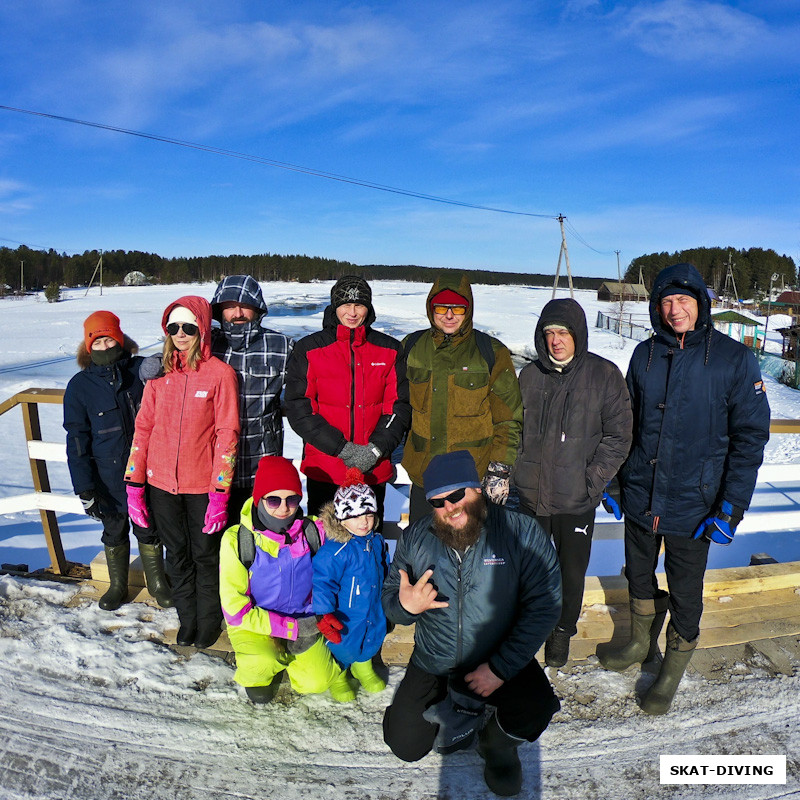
[{"left": 211, "top": 322, "right": 294, "bottom": 489}]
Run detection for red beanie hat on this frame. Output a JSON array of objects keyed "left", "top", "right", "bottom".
[
  {"left": 252, "top": 456, "right": 303, "bottom": 507},
  {"left": 431, "top": 289, "right": 469, "bottom": 308},
  {"left": 84, "top": 311, "right": 124, "bottom": 351}
]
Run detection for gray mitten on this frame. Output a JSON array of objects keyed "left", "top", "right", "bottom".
[
  {"left": 422, "top": 682, "right": 487, "bottom": 754},
  {"left": 138, "top": 354, "right": 164, "bottom": 381},
  {"left": 340, "top": 442, "right": 380, "bottom": 473},
  {"left": 285, "top": 615, "right": 321, "bottom": 655}
]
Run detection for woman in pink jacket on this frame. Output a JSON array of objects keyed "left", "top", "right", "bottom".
[{"left": 125, "top": 296, "right": 239, "bottom": 649}]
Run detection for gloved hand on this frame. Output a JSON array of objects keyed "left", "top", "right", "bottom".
[
  {"left": 339, "top": 441, "right": 381, "bottom": 474},
  {"left": 317, "top": 612, "right": 344, "bottom": 644},
  {"left": 285, "top": 615, "right": 322, "bottom": 654},
  {"left": 601, "top": 492, "right": 622, "bottom": 520},
  {"left": 482, "top": 461, "right": 511, "bottom": 505},
  {"left": 692, "top": 500, "right": 744, "bottom": 546},
  {"left": 202, "top": 491, "right": 229, "bottom": 534},
  {"left": 137, "top": 354, "right": 164, "bottom": 382},
  {"left": 126, "top": 484, "right": 149, "bottom": 529},
  {"left": 79, "top": 490, "right": 105, "bottom": 522}
]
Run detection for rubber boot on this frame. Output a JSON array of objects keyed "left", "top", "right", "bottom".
[
  {"left": 328, "top": 670, "right": 357, "bottom": 702},
  {"left": 138, "top": 542, "right": 173, "bottom": 608},
  {"left": 596, "top": 593, "right": 669, "bottom": 671},
  {"left": 350, "top": 659, "right": 386, "bottom": 693},
  {"left": 544, "top": 626, "right": 571, "bottom": 668},
  {"left": 644, "top": 590, "right": 669, "bottom": 664},
  {"left": 477, "top": 711, "right": 524, "bottom": 797},
  {"left": 99, "top": 543, "right": 130, "bottom": 611},
  {"left": 246, "top": 682, "right": 277, "bottom": 705},
  {"left": 640, "top": 623, "right": 697, "bottom": 715}
]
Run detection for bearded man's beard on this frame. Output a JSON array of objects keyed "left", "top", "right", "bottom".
[{"left": 432, "top": 493, "right": 488, "bottom": 550}]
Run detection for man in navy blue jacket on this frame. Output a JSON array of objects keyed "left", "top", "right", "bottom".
[{"left": 597, "top": 263, "right": 770, "bottom": 714}]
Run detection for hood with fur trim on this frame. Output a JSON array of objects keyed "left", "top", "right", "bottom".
[
  {"left": 319, "top": 501, "right": 359, "bottom": 544},
  {"left": 161, "top": 295, "right": 213, "bottom": 361},
  {"left": 75, "top": 335, "right": 138, "bottom": 369}
]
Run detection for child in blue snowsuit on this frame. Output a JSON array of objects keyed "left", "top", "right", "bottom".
[{"left": 314, "top": 471, "right": 390, "bottom": 697}]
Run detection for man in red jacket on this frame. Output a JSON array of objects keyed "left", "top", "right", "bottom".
[{"left": 284, "top": 276, "right": 411, "bottom": 521}]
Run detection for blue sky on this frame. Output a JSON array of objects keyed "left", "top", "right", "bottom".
[{"left": 1, "top": 0, "right": 798, "bottom": 278}]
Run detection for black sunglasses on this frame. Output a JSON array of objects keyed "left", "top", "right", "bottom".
[
  {"left": 166, "top": 322, "right": 199, "bottom": 336},
  {"left": 429, "top": 487, "right": 467, "bottom": 508},
  {"left": 262, "top": 494, "right": 302, "bottom": 510}
]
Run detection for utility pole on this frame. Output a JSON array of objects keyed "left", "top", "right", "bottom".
[
  {"left": 615, "top": 250, "right": 624, "bottom": 343},
  {"left": 762, "top": 272, "right": 779, "bottom": 354},
  {"left": 551, "top": 214, "right": 574, "bottom": 299},
  {"left": 20, "top": 260, "right": 24, "bottom": 295}
]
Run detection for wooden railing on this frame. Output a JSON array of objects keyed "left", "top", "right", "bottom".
[{"left": 1, "top": 387, "right": 800, "bottom": 576}]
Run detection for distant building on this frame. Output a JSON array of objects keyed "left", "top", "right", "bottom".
[
  {"left": 596, "top": 281, "right": 648, "bottom": 302},
  {"left": 710, "top": 309, "right": 763, "bottom": 350},
  {"left": 123, "top": 271, "right": 149, "bottom": 286}
]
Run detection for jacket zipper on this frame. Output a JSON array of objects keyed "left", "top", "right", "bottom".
[
  {"left": 349, "top": 329, "right": 356, "bottom": 440},
  {"left": 454, "top": 549, "right": 464, "bottom": 665}
]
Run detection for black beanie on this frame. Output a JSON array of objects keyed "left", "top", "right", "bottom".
[{"left": 331, "top": 275, "right": 372, "bottom": 309}]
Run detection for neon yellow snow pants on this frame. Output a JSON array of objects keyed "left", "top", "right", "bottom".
[{"left": 228, "top": 628, "right": 341, "bottom": 693}]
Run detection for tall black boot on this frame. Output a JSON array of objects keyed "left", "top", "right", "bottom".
[
  {"left": 640, "top": 623, "right": 697, "bottom": 715},
  {"left": 99, "top": 543, "right": 130, "bottom": 611},
  {"left": 596, "top": 593, "right": 669, "bottom": 671},
  {"left": 544, "top": 626, "right": 571, "bottom": 668},
  {"left": 138, "top": 542, "right": 173, "bottom": 608},
  {"left": 477, "top": 711, "right": 525, "bottom": 797}
]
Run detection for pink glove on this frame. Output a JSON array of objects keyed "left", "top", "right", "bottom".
[
  {"left": 202, "top": 491, "right": 229, "bottom": 534},
  {"left": 126, "top": 485, "right": 149, "bottom": 529}
]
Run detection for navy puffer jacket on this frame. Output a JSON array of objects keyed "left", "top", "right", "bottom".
[
  {"left": 63, "top": 339, "right": 144, "bottom": 514},
  {"left": 382, "top": 502, "right": 561, "bottom": 680},
  {"left": 620, "top": 263, "right": 770, "bottom": 536}
]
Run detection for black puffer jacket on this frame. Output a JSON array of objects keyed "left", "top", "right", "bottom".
[
  {"left": 514, "top": 298, "right": 632, "bottom": 516},
  {"left": 620, "top": 263, "right": 770, "bottom": 536},
  {"left": 382, "top": 502, "right": 561, "bottom": 680}
]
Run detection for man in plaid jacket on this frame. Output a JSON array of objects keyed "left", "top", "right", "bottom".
[{"left": 211, "top": 275, "right": 295, "bottom": 517}]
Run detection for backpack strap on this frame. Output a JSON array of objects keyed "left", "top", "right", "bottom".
[
  {"left": 237, "top": 524, "right": 256, "bottom": 570},
  {"left": 303, "top": 517, "right": 321, "bottom": 555},
  {"left": 473, "top": 330, "right": 496, "bottom": 374},
  {"left": 403, "top": 329, "right": 426, "bottom": 359}
]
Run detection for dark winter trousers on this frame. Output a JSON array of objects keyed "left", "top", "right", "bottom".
[
  {"left": 408, "top": 483, "right": 431, "bottom": 526},
  {"left": 624, "top": 518, "right": 710, "bottom": 642},
  {"left": 100, "top": 512, "right": 159, "bottom": 548},
  {"left": 148, "top": 487, "right": 223, "bottom": 634},
  {"left": 227, "top": 485, "right": 254, "bottom": 526},
  {"left": 306, "top": 477, "right": 386, "bottom": 525},
  {"left": 523, "top": 508, "right": 595, "bottom": 636},
  {"left": 383, "top": 658, "right": 560, "bottom": 763}
]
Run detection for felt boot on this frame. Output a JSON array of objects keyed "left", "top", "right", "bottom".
[
  {"left": 138, "top": 542, "right": 173, "bottom": 608},
  {"left": 99, "top": 543, "right": 130, "bottom": 611},
  {"left": 477, "top": 711, "right": 524, "bottom": 797},
  {"left": 350, "top": 659, "right": 386, "bottom": 693},
  {"left": 328, "top": 670, "right": 356, "bottom": 702},
  {"left": 596, "top": 593, "right": 669, "bottom": 671},
  {"left": 640, "top": 623, "right": 697, "bottom": 715},
  {"left": 544, "top": 626, "right": 571, "bottom": 668}
]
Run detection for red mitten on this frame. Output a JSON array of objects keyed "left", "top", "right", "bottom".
[{"left": 317, "top": 613, "right": 344, "bottom": 644}]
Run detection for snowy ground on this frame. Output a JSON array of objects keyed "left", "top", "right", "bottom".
[{"left": 0, "top": 280, "right": 798, "bottom": 799}]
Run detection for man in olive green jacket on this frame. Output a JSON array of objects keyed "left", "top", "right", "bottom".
[{"left": 402, "top": 274, "right": 523, "bottom": 523}]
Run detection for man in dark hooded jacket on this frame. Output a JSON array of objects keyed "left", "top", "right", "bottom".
[
  {"left": 597, "top": 263, "right": 770, "bottom": 715},
  {"left": 515, "top": 298, "right": 631, "bottom": 667},
  {"left": 211, "top": 275, "right": 294, "bottom": 518}
]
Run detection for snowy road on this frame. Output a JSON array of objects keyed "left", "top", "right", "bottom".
[{"left": 0, "top": 577, "right": 796, "bottom": 800}]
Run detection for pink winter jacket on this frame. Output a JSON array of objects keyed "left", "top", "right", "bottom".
[{"left": 125, "top": 296, "right": 240, "bottom": 495}]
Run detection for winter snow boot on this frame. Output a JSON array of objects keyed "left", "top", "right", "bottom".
[
  {"left": 477, "top": 711, "right": 525, "bottom": 797},
  {"left": 640, "top": 623, "right": 697, "bottom": 716},
  {"left": 99, "top": 543, "right": 130, "bottom": 611},
  {"left": 544, "top": 626, "right": 571, "bottom": 668},
  {"left": 245, "top": 682, "right": 277, "bottom": 705},
  {"left": 138, "top": 542, "right": 173, "bottom": 608},
  {"left": 328, "top": 670, "right": 357, "bottom": 702},
  {"left": 350, "top": 659, "right": 386, "bottom": 693},
  {"left": 194, "top": 625, "right": 222, "bottom": 649},
  {"left": 596, "top": 592, "right": 669, "bottom": 671},
  {"left": 176, "top": 624, "right": 196, "bottom": 647}
]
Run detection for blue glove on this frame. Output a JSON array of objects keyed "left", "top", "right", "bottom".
[
  {"left": 692, "top": 500, "right": 743, "bottom": 546},
  {"left": 601, "top": 491, "right": 622, "bottom": 520}
]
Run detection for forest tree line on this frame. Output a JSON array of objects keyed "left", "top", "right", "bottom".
[
  {"left": 625, "top": 247, "right": 797, "bottom": 299},
  {"left": 1, "top": 244, "right": 795, "bottom": 298}
]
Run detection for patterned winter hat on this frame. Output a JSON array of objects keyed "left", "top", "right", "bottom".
[
  {"left": 334, "top": 468, "right": 378, "bottom": 520},
  {"left": 331, "top": 275, "right": 372, "bottom": 309}
]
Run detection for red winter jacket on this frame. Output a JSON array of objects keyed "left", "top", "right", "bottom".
[
  {"left": 284, "top": 305, "right": 410, "bottom": 485},
  {"left": 125, "top": 295, "right": 240, "bottom": 495}
]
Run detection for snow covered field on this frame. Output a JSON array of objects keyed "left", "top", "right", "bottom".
[{"left": 0, "top": 279, "right": 798, "bottom": 799}]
